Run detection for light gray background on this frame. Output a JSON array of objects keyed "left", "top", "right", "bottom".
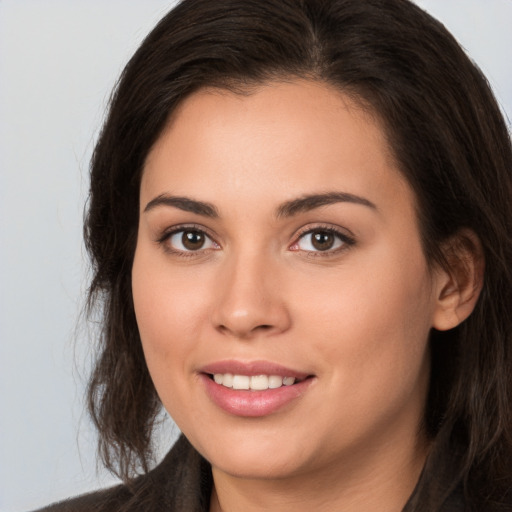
[{"left": 1, "top": 1, "right": 511, "bottom": 511}]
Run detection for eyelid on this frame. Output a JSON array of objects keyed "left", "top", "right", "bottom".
[{"left": 156, "top": 223, "right": 221, "bottom": 255}]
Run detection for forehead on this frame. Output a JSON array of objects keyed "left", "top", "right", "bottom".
[{"left": 141, "top": 80, "right": 412, "bottom": 215}]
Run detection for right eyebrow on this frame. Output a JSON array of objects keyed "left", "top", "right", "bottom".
[{"left": 143, "top": 194, "right": 219, "bottom": 218}]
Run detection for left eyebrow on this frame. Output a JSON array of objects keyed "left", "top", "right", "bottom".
[{"left": 276, "top": 192, "right": 377, "bottom": 218}]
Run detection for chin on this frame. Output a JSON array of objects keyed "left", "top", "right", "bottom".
[{"left": 189, "top": 425, "right": 314, "bottom": 480}]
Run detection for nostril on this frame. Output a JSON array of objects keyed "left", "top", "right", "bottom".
[{"left": 217, "top": 323, "right": 273, "bottom": 335}]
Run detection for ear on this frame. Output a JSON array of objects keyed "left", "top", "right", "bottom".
[{"left": 432, "top": 230, "right": 485, "bottom": 331}]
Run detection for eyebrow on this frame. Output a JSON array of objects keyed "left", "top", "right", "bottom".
[
  {"left": 144, "top": 194, "right": 219, "bottom": 218},
  {"left": 276, "top": 192, "right": 376, "bottom": 218},
  {"left": 143, "top": 191, "right": 376, "bottom": 219}
]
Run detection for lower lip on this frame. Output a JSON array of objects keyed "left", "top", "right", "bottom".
[{"left": 200, "top": 374, "right": 313, "bottom": 417}]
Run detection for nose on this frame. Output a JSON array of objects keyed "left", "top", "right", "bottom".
[{"left": 211, "top": 252, "right": 291, "bottom": 339}]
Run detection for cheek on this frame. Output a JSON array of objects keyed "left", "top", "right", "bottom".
[
  {"left": 296, "top": 243, "right": 434, "bottom": 392},
  {"left": 131, "top": 246, "right": 211, "bottom": 371},
  {"left": 292, "top": 260, "right": 433, "bottom": 446}
]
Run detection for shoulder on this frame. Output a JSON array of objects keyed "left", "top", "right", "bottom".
[
  {"left": 31, "top": 435, "right": 212, "bottom": 512},
  {"left": 30, "top": 484, "right": 133, "bottom": 512}
]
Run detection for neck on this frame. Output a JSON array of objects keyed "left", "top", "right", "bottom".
[{"left": 209, "top": 432, "right": 430, "bottom": 512}]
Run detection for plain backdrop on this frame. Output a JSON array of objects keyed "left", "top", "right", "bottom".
[{"left": 0, "top": 1, "right": 511, "bottom": 511}]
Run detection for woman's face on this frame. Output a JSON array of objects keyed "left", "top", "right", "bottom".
[{"left": 132, "top": 80, "right": 444, "bottom": 482}]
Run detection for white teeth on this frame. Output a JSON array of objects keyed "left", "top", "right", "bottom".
[
  {"left": 268, "top": 375, "right": 283, "bottom": 389},
  {"left": 222, "top": 373, "right": 234, "bottom": 388},
  {"left": 232, "top": 375, "right": 250, "bottom": 390},
  {"left": 212, "top": 373, "right": 297, "bottom": 390},
  {"left": 250, "top": 375, "right": 269, "bottom": 390}
]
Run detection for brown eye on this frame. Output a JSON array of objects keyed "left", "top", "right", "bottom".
[
  {"left": 182, "top": 230, "right": 205, "bottom": 250},
  {"left": 311, "top": 231, "right": 335, "bottom": 251},
  {"left": 167, "top": 229, "right": 218, "bottom": 253}
]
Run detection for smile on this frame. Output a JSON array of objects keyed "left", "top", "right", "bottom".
[
  {"left": 211, "top": 373, "right": 298, "bottom": 390},
  {"left": 200, "top": 362, "right": 314, "bottom": 417}
]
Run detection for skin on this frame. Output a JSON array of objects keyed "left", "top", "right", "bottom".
[{"left": 132, "top": 80, "right": 476, "bottom": 511}]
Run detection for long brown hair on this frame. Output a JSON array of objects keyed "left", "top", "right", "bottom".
[{"left": 85, "top": 0, "right": 512, "bottom": 509}]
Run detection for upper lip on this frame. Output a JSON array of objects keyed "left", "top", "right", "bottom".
[{"left": 200, "top": 360, "right": 312, "bottom": 380}]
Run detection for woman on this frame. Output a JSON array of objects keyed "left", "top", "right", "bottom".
[{"left": 38, "top": 0, "right": 512, "bottom": 510}]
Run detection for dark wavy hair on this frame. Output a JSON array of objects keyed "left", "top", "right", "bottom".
[{"left": 84, "top": 0, "right": 512, "bottom": 509}]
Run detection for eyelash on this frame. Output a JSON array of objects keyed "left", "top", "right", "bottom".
[
  {"left": 156, "top": 224, "right": 355, "bottom": 258},
  {"left": 157, "top": 224, "right": 220, "bottom": 257},
  {"left": 290, "top": 225, "right": 356, "bottom": 257}
]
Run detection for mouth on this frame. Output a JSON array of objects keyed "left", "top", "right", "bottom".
[{"left": 199, "top": 361, "right": 315, "bottom": 416}]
